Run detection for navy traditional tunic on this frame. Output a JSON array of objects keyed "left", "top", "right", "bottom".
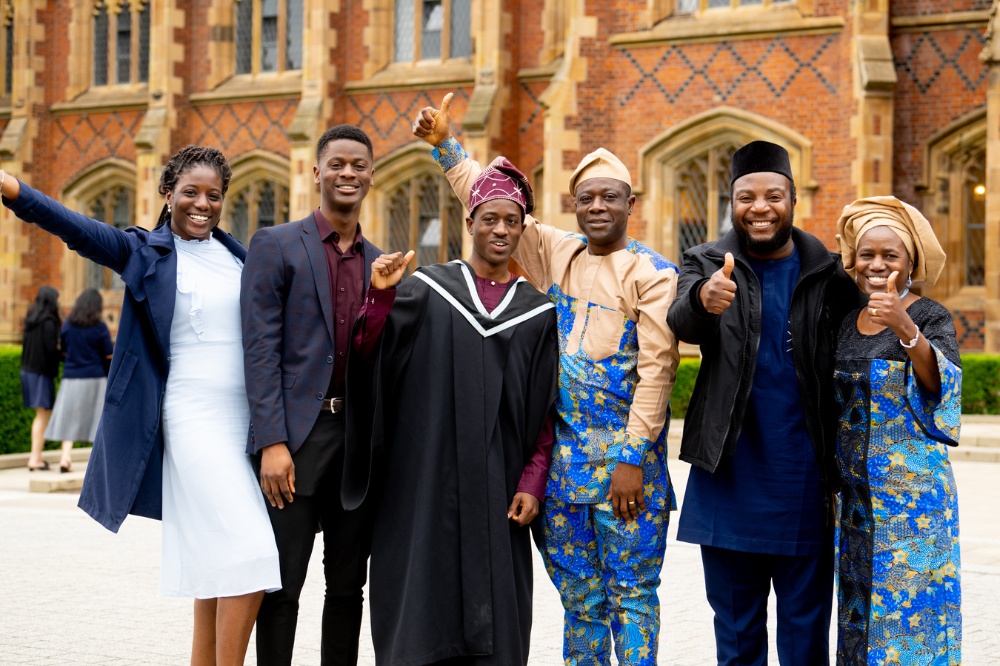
[{"left": 678, "top": 247, "right": 826, "bottom": 555}]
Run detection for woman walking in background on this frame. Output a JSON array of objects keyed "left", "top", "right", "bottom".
[
  {"left": 44, "top": 288, "right": 113, "bottom": 473},
  {"left": 20, "top": 285, "right": 61, "bottom": 471},
  {"left": 834, "top": 196, "right": 962, "bottom": 665},
  {"left": 0, "top": 146, "right": 280, "bottom": 666}
]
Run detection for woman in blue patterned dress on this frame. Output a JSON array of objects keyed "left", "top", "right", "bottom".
[{"left": 833, "top": 196, "right": 961, "bottom": 666}]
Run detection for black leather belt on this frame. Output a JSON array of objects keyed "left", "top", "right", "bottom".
[{"left": 322, "top": 398, "right": 345, "bottom": 414}]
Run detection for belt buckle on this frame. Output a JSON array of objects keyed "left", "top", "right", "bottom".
[{"left": 329, "top": 398, "right": 343, "bottom": 415}]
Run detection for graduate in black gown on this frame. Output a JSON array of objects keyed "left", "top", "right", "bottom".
[{"left": 344, "top": 157, "right": 559, "bottom": 666}]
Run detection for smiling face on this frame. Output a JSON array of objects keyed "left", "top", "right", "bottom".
[
  {"left": 574, "top": 177, "right": 634, "bottom": 255},
  {"left": 853, "top": 225, "right": 913, "bottom": 296},
  {"left": 314, "top": 138, "right": 374, "bottom": 211},
  {"left": 467, "top": 198, "right": 525, "bottom": 274},
  {"left": 731, "top": 171, "right": 796, "bottom": 259},
  {"left": 165, "top": 165, "right": 225, "bottom": 241}
]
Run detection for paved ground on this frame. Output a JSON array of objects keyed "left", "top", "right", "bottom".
[{"left": 1, "top": 458, "right": 998, "bottom": 665}]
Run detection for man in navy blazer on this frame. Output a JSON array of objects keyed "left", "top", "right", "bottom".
[{"left": 241, "top": 125, "right": 382, "bottom": 666}]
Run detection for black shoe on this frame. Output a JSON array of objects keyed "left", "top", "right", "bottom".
[
  {"left": 60, "top": 463, "right": 72, "bottom": 473},
  {"left": 28, "top": 461, "right": 51, "bottom": 471}
]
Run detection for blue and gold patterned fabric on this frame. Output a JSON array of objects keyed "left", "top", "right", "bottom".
[
  {"left": 539, "top": 497, "right": 668, "bottom": 666},
  {"left": 833, "top": 298, "right": 961, "bottom": 666},
  {"left": 545, "top": 238, "right": 676, "bottom": 512}
]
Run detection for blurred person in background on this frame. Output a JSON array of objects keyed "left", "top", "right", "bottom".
[
  {"left": 20, "top": 285, "right": 61, "bottom": 471},
  {"left": 43, "top": 288, "right": 114, "bottom": 473}
]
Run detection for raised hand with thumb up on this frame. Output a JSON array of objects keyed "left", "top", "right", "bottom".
[
  {"left": 412, "top": 92, "right": 454, "bottom": 147},
  {"left": 699, "top": 252, "right": 737, "bottom": 315}
]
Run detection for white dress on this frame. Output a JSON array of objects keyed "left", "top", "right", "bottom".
[{"left": 159, "top": 234, "right": 281, "bottom": 598}]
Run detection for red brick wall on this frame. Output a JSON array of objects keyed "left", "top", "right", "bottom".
[
  {"left": 891, "top": 27, "right": 988, "bottom": 205},
  {"left": 891, "top": 0, "right": 989, "bottom": 17}
]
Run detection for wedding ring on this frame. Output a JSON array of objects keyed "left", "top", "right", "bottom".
[
  {"left": 628, "top": 500, "right": 636, "bottom": 505},
  {"left": 870, "top": 307, "right": 878, "bottom": 317}
]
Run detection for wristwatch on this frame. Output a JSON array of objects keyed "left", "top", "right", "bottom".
[{"left": 899, "top": 325, "right": 920, "bottom": 348}]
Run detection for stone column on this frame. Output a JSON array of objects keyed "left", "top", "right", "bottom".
[
  {"left": 134, "top": 2, "right": 186, "bottom": 230},
  {"left": 0, "top": 0, "right": 46, "bottom": 342},
  {"left": 288, "top": 0, "right": 338, "bottom": 222},
  {"left": 980, "top": 1, "right": 1000, "bottom": 352},
  {"left": 537, "top": 0, "right": 595, "bottom": 232},
  {"left": 851, "top": 0, "right": 896, "bottom": 199}
]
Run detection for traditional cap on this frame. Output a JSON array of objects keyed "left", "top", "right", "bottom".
[
  {"left": 568, "top": 148, "right": 632, "bottom": 196},
  {"left": 730, "top": 141, "right": 794, "bottom": 187},
  {"left": 836, "top": 196, "right": 946, "bottom": 286},
  {"left": 468, "top": 156, "right": 534, "bottom": 216}
]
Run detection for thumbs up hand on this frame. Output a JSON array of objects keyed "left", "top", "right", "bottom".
[
  {"left": 866, "top": 270, "right": 915, "bottom": 339},
  {"left": 699, "top": 252, "right": 737, "bottom": 315},
  {"left": 412, "top": 92, "right": 454, "bottom": 147}
]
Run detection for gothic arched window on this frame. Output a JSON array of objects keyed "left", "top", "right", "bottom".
[
  {"left": 386, "top": 172, "right": 464, "bottom": 268},
  {"left": 963, "top": 150, "right": 986, "bottom": 287},
  {"left": 228, "top": 180, "right": 290, "bottom": 246},
  {"left": 86, "top": 187, "right": 133, "bottom": 291},
  {"left": 676, "top": 143, "right": 738, "bottom": 256}
]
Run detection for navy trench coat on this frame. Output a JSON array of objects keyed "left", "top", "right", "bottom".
[{"left": 5, "top": 182, "right": 247, "bottom": 532}]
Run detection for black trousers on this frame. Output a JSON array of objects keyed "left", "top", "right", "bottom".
[{"left": 255, "top": 411, "right": 372, "bottom": 666}]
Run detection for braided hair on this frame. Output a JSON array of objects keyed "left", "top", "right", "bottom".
[{"left": 154, "top": 145, "right": 233, "bottom": 229}]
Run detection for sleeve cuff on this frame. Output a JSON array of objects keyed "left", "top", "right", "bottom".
[
  {"left": 617, "top": 432, "right": 651, "bottom": 466},
  {"left": 431, "top": 137, "right": 468, "bottom": 172}
]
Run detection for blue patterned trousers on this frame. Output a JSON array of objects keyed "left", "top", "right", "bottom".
[{"left": 538, "top": 498, "right": 668, "bottom": 666}]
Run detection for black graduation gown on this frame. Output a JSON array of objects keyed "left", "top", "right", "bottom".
[{"left": 344, "top": 261, "right": 559, "bottom": 666}]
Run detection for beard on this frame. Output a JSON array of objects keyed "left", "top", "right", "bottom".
[{"left": 733, "top": 208, "right": 794, "bottom": 256}]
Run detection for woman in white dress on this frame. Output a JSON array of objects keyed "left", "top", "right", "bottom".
[{"left": 1, "top": 146, "right": 280, "bottom": 666}]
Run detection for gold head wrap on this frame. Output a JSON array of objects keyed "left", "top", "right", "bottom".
[
  {"left": 568, "top": 148, "right": 632, "bottom": 196},
  {"left": 836, "top": 196, "right": 946, "bottom": 286}
]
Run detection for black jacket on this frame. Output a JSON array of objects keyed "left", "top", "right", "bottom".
[
  {"left": 21, "top": 314, "right": 60, "bottom": 377},
  {"left": 666, "top": 227, "right": 862, "bottom": 492}
]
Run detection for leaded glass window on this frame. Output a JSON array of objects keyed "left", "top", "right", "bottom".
[
  {"left": 393, "top": 0, "right": 471, "bottom": 63},
  {"left": 138, "top": 3, "right": 149, "bottom": 83},
  {"left": 87, "top": 187, "right": 133, "bottom": 291},
  {"left": 93, "top": 4, "right": 109, "bottom": 86},
  {"left": 115, "top": 4, "right": 131, "bottom": 84},
  {"left": 964, "top": 152, "right": 986, "bottom": 287},
  {"left": 386, "top": 172, "right": 464, "bottom": 269},
  {"left": 286, "top": 0, "right": 303, "bottom": 70},
  {"left": 675, "top": 144, "right": 738, "bottom": 258},
  {"left": 227, "top": 180, "right": 290, "bottom": 246},
  {"left": 2, "top": 1, "right": 13, "bottom": 97},
  {"left": 234, "top": 0, "right": 303, "bottom": 76},
  {"left": 92, "top": 1, "right": 149, "bottom": 87}
]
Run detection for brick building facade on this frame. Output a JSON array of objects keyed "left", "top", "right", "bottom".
[{"left": 1, "top": 0, "right": 996, "bottom": 351}]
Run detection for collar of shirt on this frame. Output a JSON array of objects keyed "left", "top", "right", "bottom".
[{"left": 313, "top": 209, "right": 364, "bottom": 253}]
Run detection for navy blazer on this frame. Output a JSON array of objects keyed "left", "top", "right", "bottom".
[
  {"left": 5, "top": 183, "right": 247, "bottom": 532},
  {"left": 240, "top": 213, "right": 380, "bottom": 456}
]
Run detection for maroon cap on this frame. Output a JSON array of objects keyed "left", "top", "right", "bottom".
[{"left": 468, "top": 156, "right": 534, "bottom": 216}]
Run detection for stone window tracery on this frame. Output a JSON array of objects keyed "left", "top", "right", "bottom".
[
  {"left": 2, "top": 0, "right": 13, "bottom": 97},
  {"left": 393, "top": 0, "right": 471, "bottom": 63},
  {"left": 91, "top": 0, "right": 149, "bottom": 87},
  {"left": 234, "top": 0, "right": 303, "bottom": 75},
  {"left": 386, "top": 172, "right": 464, "bottom": 269},
  {"left": 227, "top": 180, "right": 290, "bottom": 246},
  {"left": 86, "top": 186, "right": 134, "bottom": 291}
]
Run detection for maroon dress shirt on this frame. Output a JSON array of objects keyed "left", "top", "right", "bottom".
[{"left": 313, "top": 210, "right": 365, "bottom": 399}]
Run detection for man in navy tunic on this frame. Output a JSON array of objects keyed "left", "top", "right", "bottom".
[{"left": 667, "top": 141, "right": 861, "bottom": 665}]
